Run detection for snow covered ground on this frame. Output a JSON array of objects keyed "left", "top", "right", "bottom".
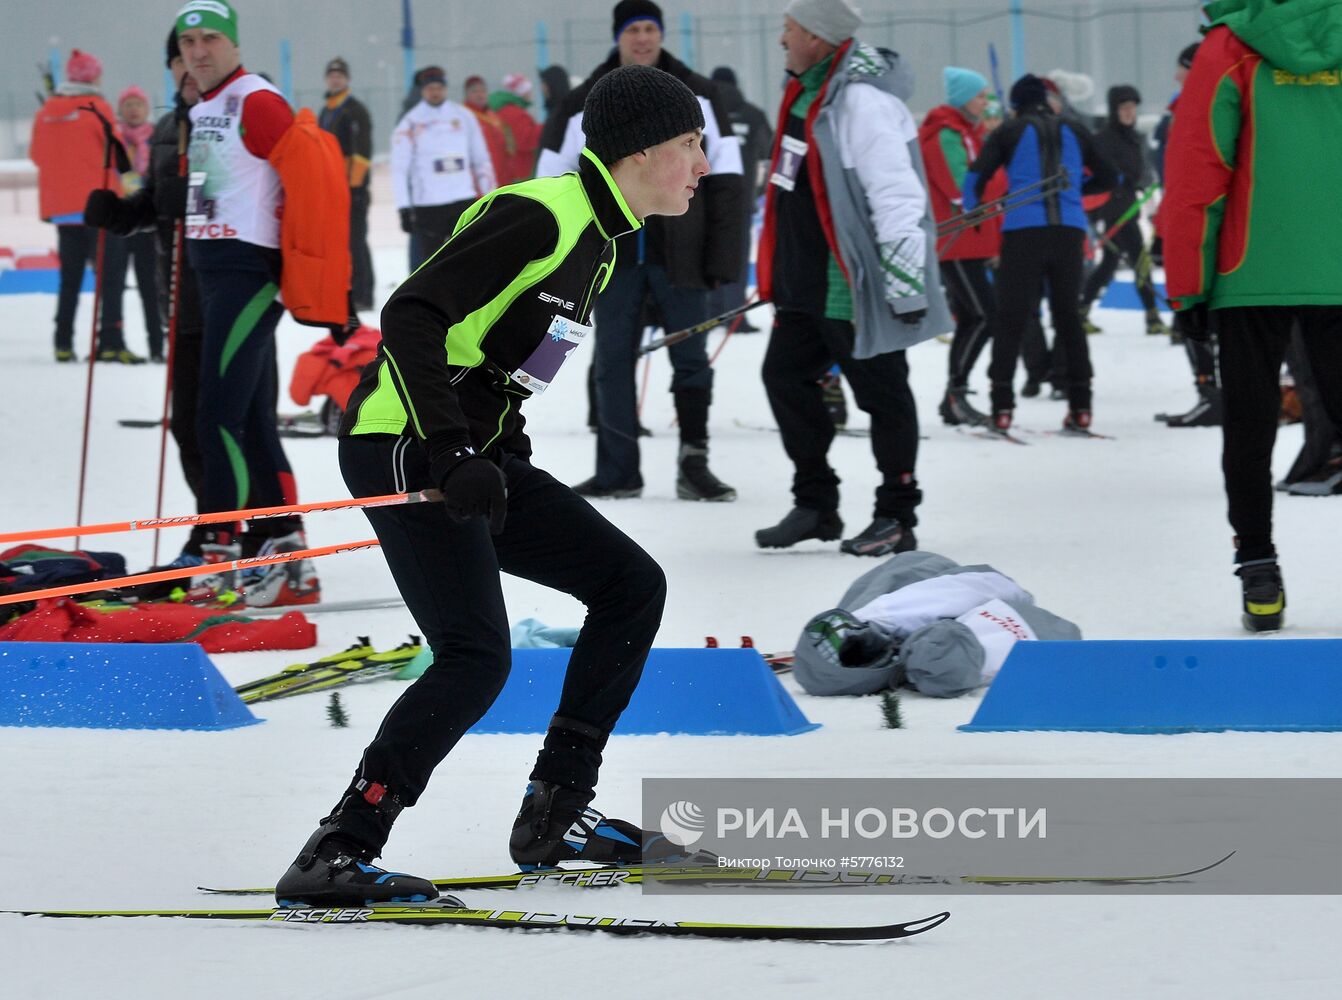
[{"left": 2, "top": 218, "right": 1341, "bottom": 998}]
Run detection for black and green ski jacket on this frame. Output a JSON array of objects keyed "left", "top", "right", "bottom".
[{"left": 339, "top": 148, "right": 640, "bottom": 461}]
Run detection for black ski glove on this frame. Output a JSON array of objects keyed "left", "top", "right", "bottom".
[
  {"left": 154, "top": 174, "right": 190, "bottom": 219},
  {"left": 83, "top": 189, "right": 121, "bottom": 229},
  {"left": 399, "top": 208, "right": 416, "bottom": 234},
  {"left": 1174, "top": 302, "right": 1211, "bottom": 342},
  {"left": 431, "top": 445, "right": 507, "bottom": 534}
]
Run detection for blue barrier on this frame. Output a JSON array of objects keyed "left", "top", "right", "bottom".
[
  {"left": 0, "top": 269, "right": 91, "bottom": 296},
  {"left": 960, "top": 639, "right": 1342, "bottom": 733},
  {"left": 1099, "top": 279, "right": 1167, "bottom": 311},
  {"left": 0, "top": 641, "right": 261, "bottom": 731},
  {"left": 471, "top": 648, "right": 818, "bottom": 736}
]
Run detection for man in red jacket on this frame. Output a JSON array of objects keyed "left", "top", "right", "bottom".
[
  {"left": 29, "top": 49, "right": 142, "bottom": 363},
  {"left": 919, "top": 66, "right": 1002, "bottom": 427}
]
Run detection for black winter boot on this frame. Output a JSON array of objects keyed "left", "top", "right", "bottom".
[
  {"left": 755, "top": 507, "right": 843, "bottom": 549},
  {"left": 1237, "top": 557, "right": 1285, "bottom": 632},
  {"left": 677, "top": 442, "right": 736, "bottom": 501},
  {"left": 274, "top": 823, "right": 443, "bottom": 907},
  {"left": 939, "top": 384, "right": 989, "bottom": 427}
]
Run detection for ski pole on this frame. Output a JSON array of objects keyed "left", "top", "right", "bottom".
[
  {"left": 638, "top": 299, "right": 766, "bottom": 356},
  {"left": 936, "top": 172, "right": 1068, "bottom": 237},
  {"left": 1097, "top": 182, "right": 1161, "bottom": 246},
  {"left": 151, "top": 109, "right": 191, "bottom": 565},
  {"left": 0, "top": 489, "right": 443, "bottom": 546},
  {"left": 0, "top": 537, "right": 382, "bottom": 608}
]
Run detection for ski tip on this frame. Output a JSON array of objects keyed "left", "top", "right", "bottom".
[{"left": 903, "top": 910, "right": 951, "bottom": 935}]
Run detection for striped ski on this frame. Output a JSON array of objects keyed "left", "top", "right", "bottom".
[{"left": 3, "top": 902, "right": 950, "bottom": 942}]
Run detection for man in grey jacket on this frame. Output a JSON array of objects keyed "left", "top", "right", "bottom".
[{"left": 755, "top": 0, "right": 950, "bottom": 556}]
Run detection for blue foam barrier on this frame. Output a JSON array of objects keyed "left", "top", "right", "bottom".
[
  {"left": 1099, "top": 278, "right": 1167, "bottom": 311},
  {"left": 960, "top": 639, "right": 1342, "bottom": 733},
  {"left": 471, "top": 648, "right": 818, "bottom": 736},
  {"left": 0, "top": 641, "right": 261, "bottom": 731}
]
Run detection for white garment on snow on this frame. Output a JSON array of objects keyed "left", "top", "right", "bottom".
[
  {"left": 851, "top": 571, "right": 1031, "bottom": 640},
  {"left": 390, "top": 98, "right": 496, "bottom": 211},
  {"left": 535, "top": 95, "right": 743, "bottom": 180},
  {"left": 954, "top": 598, "right": 1040, "bottom": 680}
]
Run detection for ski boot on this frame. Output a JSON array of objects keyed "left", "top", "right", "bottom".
[
  {"left": 991, "top": 409, "right": 1014, "bottom": 435},
  {"left": 1080, "top": 310, "right": 1103, "bottom": 335},
  {"left": 676, "top": 442, "right": 737, "bottom": 502},
  {"left": 840, "top": 517, "right": 917, "bottom": 557},
  {"left": 54, "top": 347, "right": 77, "bottom": 363},
  {"left": 242, "top": 530, "right": 322, "bottom": 607},
  {"left": 509, "top": 780, "right": 694, "bottom": 870},
  {"left": 755, "top": 507, "right": 843, "bottom": 549},
  {"left": 1145, "top": 309, "right": 1171, "bottom": 336},
  {"left": 275, "top": 823, "right": 443, "bottom": 907},
  {"left": 1237, "top": 558, "right": 1285, "bottom": 632},
  {"left": 1021, "top": 377, "right": 1042, "bottom": 399},
  {"left": 939, "top": 384, "right": 990, "bottom": 427},
  {"left": 1162, "top": 382, "right": 1222, "bottom": 428},
  {"left": 96, "top": 347, "right": 147, "bottom": 364},
  {"left": 1061, "top": 410, "right": 1093, "bottom": 435}
]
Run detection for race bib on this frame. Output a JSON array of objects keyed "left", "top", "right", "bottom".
[
  {"left": 955, "top": 599, "right": 1038, "bottom": 681},
  {"left": 769, "top": 135, "right": 808, "bottom": 192},
  {"left": 185, "top": 170, "right": 213, "bottom": 224},
  {"left": 433, "top": 156, "right": 466, "bottom": 174},
  {"left": 511, "top": 315, "right": 592, "bottom": 394}
]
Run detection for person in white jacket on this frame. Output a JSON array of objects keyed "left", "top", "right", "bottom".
[
  {"left": 755, "top": 0, "right": 949, "bottom": 557},
  {"left": 391, "top": 66, "right": 496, "bottom": 270}
]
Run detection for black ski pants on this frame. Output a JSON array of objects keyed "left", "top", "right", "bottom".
[
  {"left": 103, "top": 229, "right": 163, "bottom": 357},
  {"left": 349, "top": 186, "right": 374, "bottom": 308},
  {"left": 328, "top": 435, "right": 667, "bottom": 852},
  {"left": 54, "top": 224, "right": 127, "bottom": 353},
  {"left": 942, "top": 257, "right": 996, "bottom": 387},
  {"left": 1217, "top": 306, "right": 1342, "bottom": 562},
  {"left": 991, "top": 227, "right": 1091, "bottom": 412},
  {"left": 763, "top": 309, "right": 921, "bottom": 523}
]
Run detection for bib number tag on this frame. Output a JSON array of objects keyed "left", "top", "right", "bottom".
[
  {"left": 185, "top": 171, "right": 213, "bottom": 225},
  {"left": 433, "top": 156, "right": 466, "bottom": 174},
  {"left": 512, "top": 315, "right": 592, "bottom": 394},
  {"left": 769, "top": 135, "right": 808, "bottom": 192}
]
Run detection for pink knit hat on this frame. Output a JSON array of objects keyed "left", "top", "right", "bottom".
[
  {"left": 118, "top": 85, "right": 150, "bottom": 107},
  {"left": 502, "top": 73, "right": 534, "bottom": 101},
  {"left": 66, "top": 49, "right": 103, "bottom": 84}
]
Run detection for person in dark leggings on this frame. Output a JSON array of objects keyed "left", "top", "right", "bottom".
[
  {"left": 274, "top": 64, "right": 714, "bottom": 908},
  {"left": 963, "top": 73, "right": 1115, "bottom": 433},
  {"left": 1164, "top": 1, "right": 1342, "bottom": 631}
]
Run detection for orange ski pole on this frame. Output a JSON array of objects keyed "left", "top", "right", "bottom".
[
  {"left": 0, "top": 537, "right": 382, "bottom": 607},
  {"left": 0, "top": 489, "right": 442, "bottom": 546}
]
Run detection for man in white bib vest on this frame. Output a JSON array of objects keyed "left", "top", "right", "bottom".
[{"left": 175, "top": 0, "right": 319, "bottom": 607}]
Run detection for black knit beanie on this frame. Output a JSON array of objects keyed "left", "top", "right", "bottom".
[
  {"left": 583, "top": 64, "right": 705, "bottom": 165},
  {"left": 1010, "top": 73, "right": 1049, "bottom": 111},
  {"left": 166, "top": 25, "right": 180, "bottom": 68},
  {"left": 612, "top": 0, "right": 663, "bottom": 39},
  {"left": 1178, "top": 42, "right": 1200, "bottom": 69}
]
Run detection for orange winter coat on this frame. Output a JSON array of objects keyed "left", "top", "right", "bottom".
[
  {"left": 268, "top": 108, "right": 351, "bottom": 326},
  {"left": 30, "top": 91, "right": 123, "bottom": 220}
]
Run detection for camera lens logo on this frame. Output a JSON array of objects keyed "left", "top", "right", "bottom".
[{"left": 659, "top": 800, "right": 705, "bottom": 847}]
